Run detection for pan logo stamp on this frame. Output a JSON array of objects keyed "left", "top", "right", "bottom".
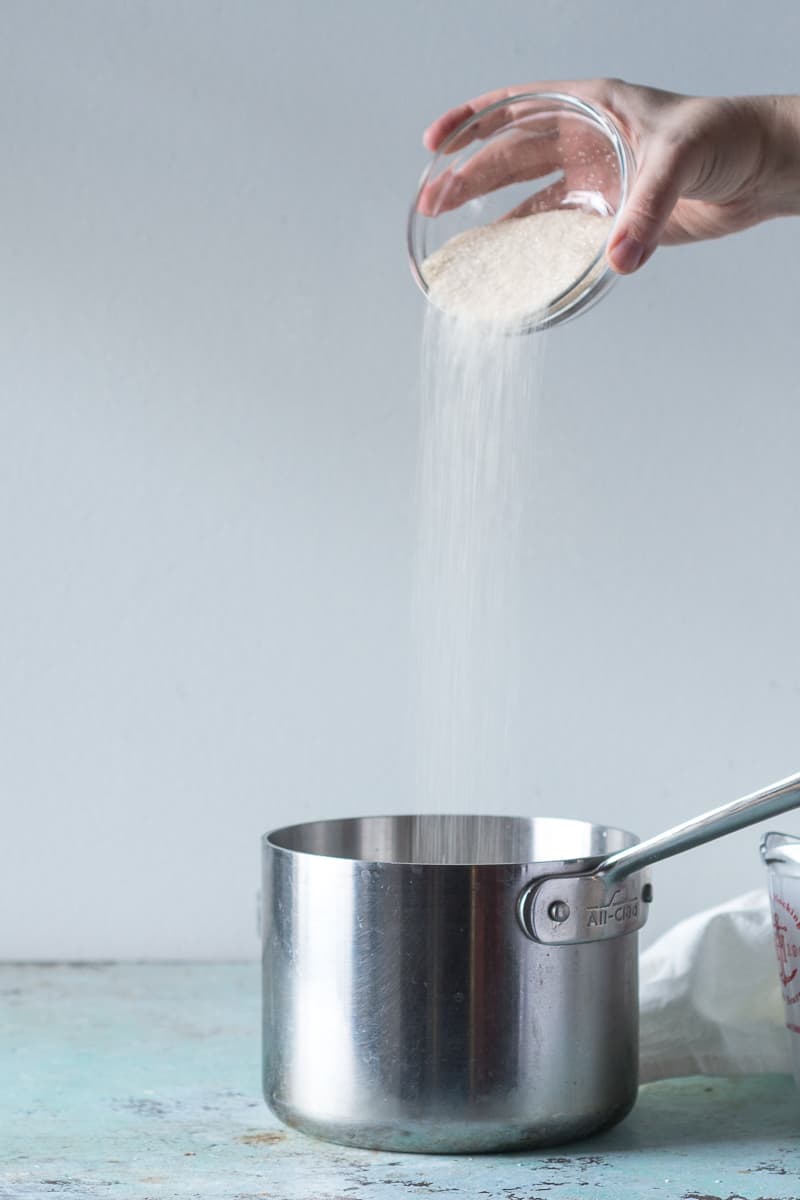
[
  {"left": 585, "top": 888, "right": 639, "bottom": 929},
  {"left": 772, "top": 895, "right": 800, "bottom": 1005}
]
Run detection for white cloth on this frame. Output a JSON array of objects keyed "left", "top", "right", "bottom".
[{"left": 639, "top": 889, "right": 791, "bottom": 1082}]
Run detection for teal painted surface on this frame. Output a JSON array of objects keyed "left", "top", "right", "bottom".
[{"left": 1, "top": 963, "right": 799, "bottom": 1199}]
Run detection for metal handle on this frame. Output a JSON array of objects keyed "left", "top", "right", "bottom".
[{"left": 596, "top": 769, "right": 800, "bottom": 883}]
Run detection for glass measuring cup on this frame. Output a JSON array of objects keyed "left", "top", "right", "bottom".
[
  {"left": 408, "top": 91, "right": 634, "bottom": 332},
  {"left": 761, "top": 831, "right": 800, "bottom": 1088}
]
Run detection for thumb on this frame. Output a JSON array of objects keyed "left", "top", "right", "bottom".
[{"left": 607, "top": 140, "right": 690, "bottom": 274}]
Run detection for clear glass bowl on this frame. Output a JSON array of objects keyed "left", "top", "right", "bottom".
[{"left": 408, "top": 91, "right": 634, "bottom": 331}]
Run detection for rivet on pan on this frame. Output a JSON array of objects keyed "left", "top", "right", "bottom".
[
  {"left": 547, "top": 900, "right": 570, "bottom": 924},
  {"left": 642, "top": 883, "right": 654, "bottom": 904}
]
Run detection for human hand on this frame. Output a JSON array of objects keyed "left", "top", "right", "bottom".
[{"left": 422, "top": 80, "right": 800, "bottom": 274}]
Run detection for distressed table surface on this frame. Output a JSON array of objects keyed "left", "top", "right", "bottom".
[{"left": 1, "top": 964, "right": 799, "bottom": 1200}]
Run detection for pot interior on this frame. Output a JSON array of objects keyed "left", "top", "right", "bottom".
[{"left": 267, "top": 814, "right": 639, "bottom": 867}]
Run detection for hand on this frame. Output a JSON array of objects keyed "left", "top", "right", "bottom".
[{"left": 422, "top": 80, "right": 800, "bottom": 274}]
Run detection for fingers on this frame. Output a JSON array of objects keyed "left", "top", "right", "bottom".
[
  {"left": 417, "top": 117, "right": 620, "bottom": 218},
  {"left": 423, "top": 80, "right": 611, "bottom": 153},
  {"left": 425, "top": 97, "right": 531, "bottom": 155},
  {"left": 423, "top": 88, "right": 523, "bottom": 152},
  {"left": 607, "top": 139, "right": 694, "bottom": 273},
  {"left": 423, "top": 103, "right": 483, "bottom": 152},
  {"left": 417, "top": 128, "right": 562, "bottom": 216}
]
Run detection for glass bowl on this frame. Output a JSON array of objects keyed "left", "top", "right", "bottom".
[{"left": 408, "top": 91, "right": 634, "bottom": 332}]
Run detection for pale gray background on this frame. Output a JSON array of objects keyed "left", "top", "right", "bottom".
[{"left": 1, "top": 0, "right": 799, "bottom": 958}]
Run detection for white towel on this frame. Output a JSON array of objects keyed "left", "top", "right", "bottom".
[{"left": 639, "top": 889, "right": 791, "bottom": 1082}]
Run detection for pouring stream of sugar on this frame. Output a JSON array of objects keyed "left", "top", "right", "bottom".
[{"left": 414, "top": 210, "right": 610, "bottom": 823}]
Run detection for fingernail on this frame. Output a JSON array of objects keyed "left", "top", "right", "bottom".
[
  {"left": 609, "top": 235, "right": 647, "bottom": 274},
  {"left": 417, "top": 184, "right": 435, "bottom": 216}
]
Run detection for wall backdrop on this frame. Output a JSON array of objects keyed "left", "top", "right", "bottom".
[{"left": 2, "top": 0, "right": 799, "bottom": 957}]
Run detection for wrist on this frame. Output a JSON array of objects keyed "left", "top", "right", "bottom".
[{"left": 757, "top": 95, "right": 800, "bottom": 219}]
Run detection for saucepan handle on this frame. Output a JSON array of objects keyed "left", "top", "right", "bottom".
[
  {"left": 519, "top": 770, "right": 800, "bottom": 945},
  {"left": 596, "top": 769, "right": 800, "bottom": 884}
]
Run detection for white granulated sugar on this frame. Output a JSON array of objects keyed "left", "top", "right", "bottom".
[
  {"left": 413, "top": 207, "right": 609, "bottom": 827},
  {"left": 413, "top": 306, "right": 546, "bottom": 817},
  {"left": 422, "top": 209, "right": 612, "bottom": 325}
]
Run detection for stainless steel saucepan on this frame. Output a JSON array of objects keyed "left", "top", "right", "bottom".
[{"left": 261, "top": 771, "right": 800, "bottom": 1153}]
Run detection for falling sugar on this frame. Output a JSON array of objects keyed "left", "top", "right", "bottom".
[
  {"left": 413, "top": 210, "right": 609, "bottom": 830},
  {"left": 413, "top": 309, "right": 543, "bottom": 821}
]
